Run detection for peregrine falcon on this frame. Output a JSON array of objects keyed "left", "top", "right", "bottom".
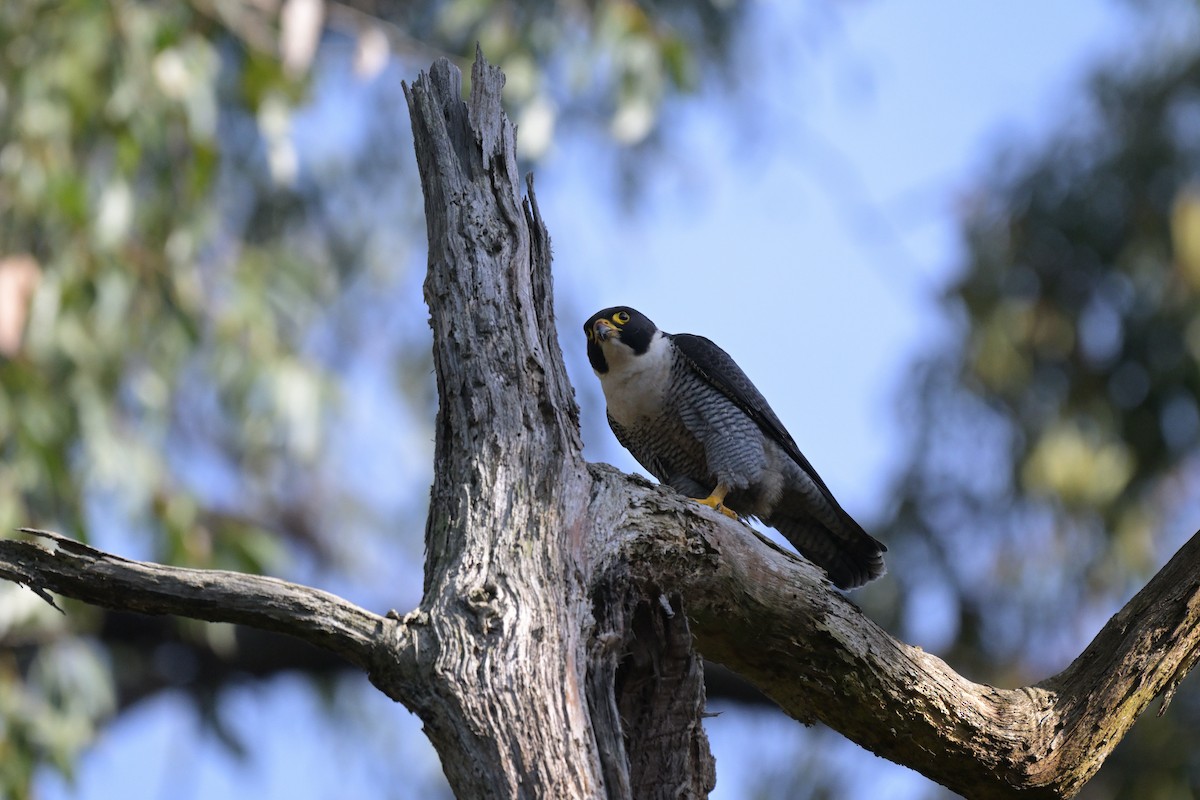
[{"left": 584, "top": 306, "right": 886, "bottom": 589}]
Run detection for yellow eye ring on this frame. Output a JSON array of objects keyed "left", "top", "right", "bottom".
[{"left": 613, "top": 311, "right": 630, "bottom": 325}]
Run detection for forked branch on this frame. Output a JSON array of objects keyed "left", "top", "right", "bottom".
[
  {"left": 0, "top": 49, "right": 1195, "bottom": 800},
  {"left": 587, "top": 465, "right": 1200, "bottom": 799}
]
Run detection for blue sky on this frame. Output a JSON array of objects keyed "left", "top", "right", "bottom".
[
  {"left": 543, "top": 4, "right": 1141, "bottom": 796},
  {"left": 556, "top": 1, "right": 1137, "bottom": 520},
  {"left": 36, "top": 1, "right": 1171, "bottom": 798}
]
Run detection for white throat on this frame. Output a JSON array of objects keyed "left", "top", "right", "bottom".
[{"left": 596, "top": 331, "right": 673, "bottom": 426}]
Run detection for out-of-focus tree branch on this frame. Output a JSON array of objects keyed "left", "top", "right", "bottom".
[{"left": 0, "top": 529, "right": 408, "bottom": 691}]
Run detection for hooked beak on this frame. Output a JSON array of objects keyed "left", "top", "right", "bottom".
[{"left": 593, "top": 318, "right": 617, "bottom": 342}]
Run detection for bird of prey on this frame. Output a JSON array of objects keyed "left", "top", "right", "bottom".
[{"left": 584, "top": 306, "right": 886, "bottom": 589}]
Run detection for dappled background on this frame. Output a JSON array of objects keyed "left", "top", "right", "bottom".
[{"left": 2, "top": 1, "right": 1199, "bottom": 798}]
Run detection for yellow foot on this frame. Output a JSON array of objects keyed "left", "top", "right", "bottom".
[{"left": 695, "top": 485, "right": 738, "bottom": 519}]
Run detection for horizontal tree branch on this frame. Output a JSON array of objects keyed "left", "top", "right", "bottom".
[
  {"left": 4, "top": 607, "right": 771, "bottom": 715},
  {"left": 5, "top": 48, "right": 1195, "bottom": 799},
  {"left": 585, "top": 464, "right": 1200, "bottom": 800},
  {"left": 0, "top": 528, "right": 416, "bottom": 701},
  {"left": 4, "top": 469, "right": 1195, "bottom": 800},
  {"left": 96, "top": 614, "right": 359, "bottom": 709}
]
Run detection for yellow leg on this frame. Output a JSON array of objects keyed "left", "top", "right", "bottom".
[{"left": 695, "top": 483, "right": 738, "bottom": 519}]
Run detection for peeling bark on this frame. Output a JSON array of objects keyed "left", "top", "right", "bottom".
[
  {"left": 0, "top": 50, "right": 1197, "bottom": 800},
  {"left": 400, "top": 50, "right": 606, "bottom": 799}
]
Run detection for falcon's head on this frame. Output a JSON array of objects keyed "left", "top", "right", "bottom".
[{"left": 584, "top": 306, "right": 659, "bottom": 375}]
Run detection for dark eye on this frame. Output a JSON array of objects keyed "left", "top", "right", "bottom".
[{"left": 613, "top": 311, "right": 630, "bottom": 324}]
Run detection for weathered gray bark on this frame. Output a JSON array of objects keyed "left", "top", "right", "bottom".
[
  {"left": 400, "top": 51, "right": 713, "bottom": 799},
  {"left": 0, "top": 50, "right": 1197, "bottom": 800}
]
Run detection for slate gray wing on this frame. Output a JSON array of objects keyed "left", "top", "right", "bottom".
[
  {"left": 669, "top": 333, "right": 836, "bottom": 496},
  {"left": 670, "top": 332, "right": 886, "bottom": 587}
]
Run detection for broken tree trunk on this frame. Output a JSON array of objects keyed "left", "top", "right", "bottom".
[
  {"left": 397, "top": 51, "right": 714, "bottom": 798},
  {"left": 0, "top": 49, "right": 1196, "bottom": 800}
]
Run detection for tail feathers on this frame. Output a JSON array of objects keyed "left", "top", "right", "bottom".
[{"left": 769, "top": 515, "right": 886, "bottom": 590}]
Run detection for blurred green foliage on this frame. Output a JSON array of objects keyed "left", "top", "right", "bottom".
[
  {"left": 0, "top": 3, "right": 323, "bottom": 791},
  {"left": 0, "top": 0, "right": 745, "bottom": 795},
  {"left": 3, "top": 0, "right": 1195, "bottom": 796},
  {"left": 880, "top": 24, "right": 1200, "bottom": 799},
  {"left": 0, "top": 0, "right": 312, "bottom": 557}
]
